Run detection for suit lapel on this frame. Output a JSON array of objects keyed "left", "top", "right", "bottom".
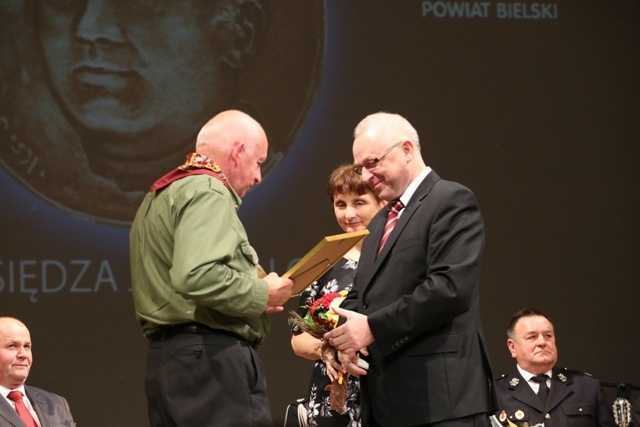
[
  {"left": 545, "top": 368, "right": 572, "bottom": 413},
  {"left": 358, "top": 171, "right": 440, "bottom": 292},
  {"left": 509, "top": 372, "right": 545, "bottom": 413},
  {"left": 25, "top": 386, "right": 46, "bottom": 427},
  {"left": 0, "top": 395, "right": 26, "bottom": 427},
  {"left": 374, "top": 171, "right": 439, "bottom": 263}
]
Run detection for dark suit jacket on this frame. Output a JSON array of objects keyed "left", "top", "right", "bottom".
[
  {"left": 494, "top": 367, "right": 617, "bottom": 427},
  {"left": 0, "top": 386, "right": 76, "bottom": 427},
  {"left": 342, "top": 170, "right": 494, "bottom": 427}
]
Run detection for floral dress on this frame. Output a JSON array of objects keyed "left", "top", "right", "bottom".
[{"left": 291, "top": 257, "right": 361, "bottom": 427}]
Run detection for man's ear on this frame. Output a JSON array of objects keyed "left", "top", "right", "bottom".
[
  {"left": 230, "top": 142, "right": 245, "bottom": 167},
  {"left": 220, "top": 0, "right": 267, "bottom": 70},
  {"left": 507, "top": 339, "right": 517, "bottom": 359},
  {"left": 401, "top": 140, "right": 414, "bottom": 163}
]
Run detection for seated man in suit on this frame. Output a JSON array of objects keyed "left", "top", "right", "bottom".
[
  {"left": 494, "top": 308, "right": 616, "bottom": 427},
  {"left": 0, "top": 317, "right": 76, "bottom": 427}
]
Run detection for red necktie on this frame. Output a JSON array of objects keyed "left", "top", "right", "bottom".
[
  {"left": 7, "top": 391, "right": 38, "bottom": 427},
  {"left": 378, "top": 200, "right": 404, "bottom": 254}
]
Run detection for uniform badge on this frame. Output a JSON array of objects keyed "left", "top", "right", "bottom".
[
  {"left": 509, "top": 377, "right": 520, "bottom": 387},
  {"left": 499, "top": 410, "right": 507, "bottom": 422},
  {"left": 515, "top": 410, "right": 525, "bottom": 420},
  {"left": 558, "top": 373, "right": 568, "bottom": 383}
]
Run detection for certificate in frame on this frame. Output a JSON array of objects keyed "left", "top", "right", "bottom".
[{"left": 284, "top": 229, "right": 369, "bottom": 296}]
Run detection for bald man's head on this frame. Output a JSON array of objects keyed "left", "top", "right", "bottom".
[
  {"left": 195, "top": 110, "right": 268, "bottom": 197},
  {"left": 0, "top": 317, "right": 33, "bottom": 389}
]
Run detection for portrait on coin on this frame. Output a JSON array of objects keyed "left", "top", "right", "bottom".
[{"left": 0, "top": 0, "right": 324, "bottom": 224}]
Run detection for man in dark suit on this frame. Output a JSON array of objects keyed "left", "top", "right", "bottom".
[
  {"left": 0, "top": 317, "right": 76, "bottom": 427},
  {"left": 324, "top": 112, "right": 494, "bottom": 427},
  {"left": 493, "top": 308, "right": 616, "bottom": 427}
]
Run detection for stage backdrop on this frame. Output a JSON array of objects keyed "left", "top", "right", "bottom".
[{"left": 1, "top": 1, "right": 639, "bottom": 425}]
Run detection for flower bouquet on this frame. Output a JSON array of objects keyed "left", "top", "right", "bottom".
[{"left": 288, "top": 289, "right": 349, "bottom": 413}]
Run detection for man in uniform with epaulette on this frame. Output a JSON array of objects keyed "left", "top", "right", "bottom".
[{"left": 493, "top": 308, "right": 616, "bottom": 427}]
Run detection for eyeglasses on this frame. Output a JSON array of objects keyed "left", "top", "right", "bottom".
[{"left": 353, "top": 141, "right": 403, "bottom": 175}]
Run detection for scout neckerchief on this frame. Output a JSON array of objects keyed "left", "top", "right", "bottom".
[{"left": 150, "top": 152, "right": 230, "bottom": 192}]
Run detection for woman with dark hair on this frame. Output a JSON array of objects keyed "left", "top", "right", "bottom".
[{"left": 289, "top": 164, "right": 385, "bottom": 427}]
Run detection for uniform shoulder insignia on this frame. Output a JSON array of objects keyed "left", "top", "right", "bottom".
[{"left": 495, "top": 373, "right": 520, "bottom": 387}]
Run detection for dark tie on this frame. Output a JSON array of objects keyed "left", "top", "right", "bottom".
[
  {"left": 531, "top": 375, "right": 549, "bottom": 404},
  {"left": 378, "top": 200, "right": 404, "bottom": 254},
  {"left": 7, "top": 391, "right": 38, "bottom": 427}
]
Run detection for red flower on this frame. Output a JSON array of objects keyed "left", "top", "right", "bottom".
[
  {"left": 305, "top": 290, "right": 348, "bottom": 329},
  {"left": 309, "top": 292, "right": 341, "bottom": 315}
]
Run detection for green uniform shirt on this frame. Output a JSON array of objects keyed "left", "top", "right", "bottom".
[{"left": 129, "top": 174, "right": 270, "bottom": 344}]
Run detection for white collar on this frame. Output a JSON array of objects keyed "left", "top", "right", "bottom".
[
  {"left": 399, "top": 167, "right": 431, "bottom": 208},
  {"left": 0, "top": 383, "right": 31, "bottom": 409},
  {"left": 517, "top": 364, "right": 552, "bottom": 382}
]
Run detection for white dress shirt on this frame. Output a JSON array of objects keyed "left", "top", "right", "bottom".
[
  {"left": 398, "top": 167, "right": 432, "bottom": 216},
  {"left": 517, "top": 364, "right": 552, "bottom": 394},
  {"left": 0, "top": 384, "right": 43, "bottom": 427}
]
